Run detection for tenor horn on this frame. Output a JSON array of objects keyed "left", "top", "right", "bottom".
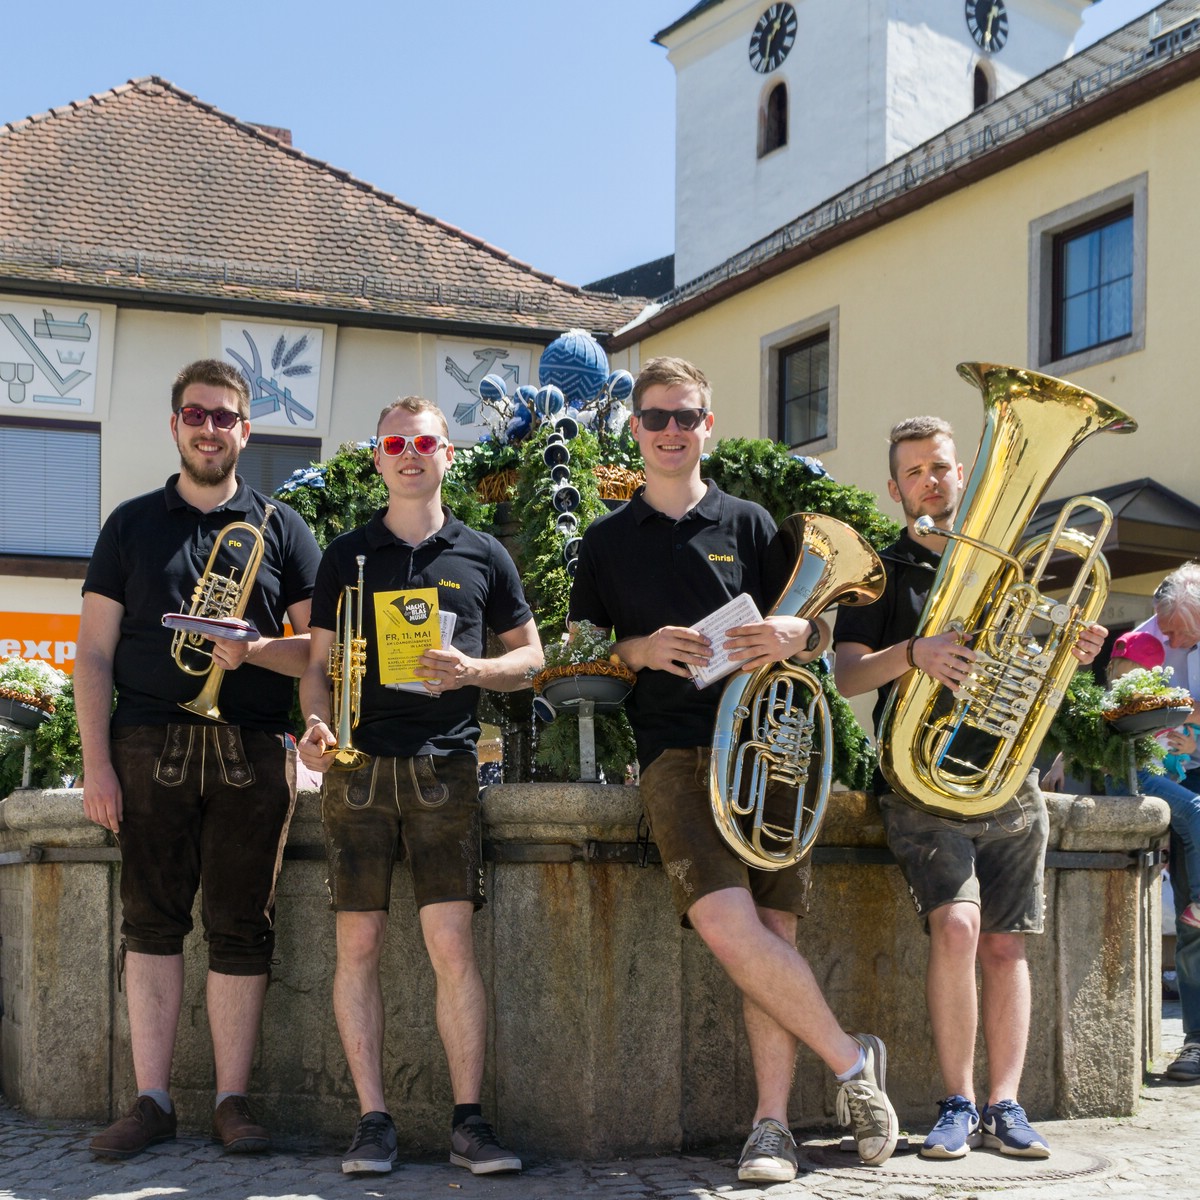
[
  {"left": 173, "top": 506, "right": 274, "bottom": 722},
  {"left": 877, "top": 363, "right": 1137, "bottom": 819},
  {"left": 709, "top": 514, "right": 885, "bottom": 871},
  {"left": 326, "top": 554, "right": 370, "bottom": 770}
]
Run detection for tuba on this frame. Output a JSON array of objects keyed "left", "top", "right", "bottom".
[
  {"left": 878, "top": 362, "right": 1137, "bottom": 819},
  {"left": 709, "top": 514, "right": 886, "bottom": 871},
  {"left": 325, "top": 554, "right": 369, "bottom": 770},
  {"left": 173, "top": 505, "right": 274, "bottom": 722}
]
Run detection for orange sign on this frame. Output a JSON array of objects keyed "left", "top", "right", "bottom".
[{"left": 0, "top": 613, "right": 81, "bottom": 674}]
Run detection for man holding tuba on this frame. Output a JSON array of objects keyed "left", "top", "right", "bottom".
[
  {"left": 568, "top": 356, "right": 899, "bottom": 1184},
  {"left": 297, "top": 396, "right": 541, "bottom": 1178},
  {"left": 77, "top": 359, "right": 322, "bottom": 1159},
  {"left": 834, "top": 416, "right": 1107, "bottom": 1161}
]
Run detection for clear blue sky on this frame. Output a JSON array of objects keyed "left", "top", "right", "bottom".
[{"left": 0, "top": 0, "right": 1161, "bottom": 288}]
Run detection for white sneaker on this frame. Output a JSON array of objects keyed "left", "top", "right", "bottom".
[
  {"left": 737, "top": 1117, "right": 798, "bottom": 1183},
  {"left": 835, "top": 1034, "right": 899, "bottom": 1166}
]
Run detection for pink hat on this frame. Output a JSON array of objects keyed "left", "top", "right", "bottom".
[{"left": 1113, "top": 630, "right": 1165, "bottom": 669}]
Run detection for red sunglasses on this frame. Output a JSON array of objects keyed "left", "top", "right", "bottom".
[{"left": 379, "top": 433, "right": 449, "bottom": 457}]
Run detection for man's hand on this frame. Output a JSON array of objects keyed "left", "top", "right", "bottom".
[
  {"left": 628, "top": 626, "right": 712, "bottom": 678},
  {"left": 415, "top": 646, "right": 479, "bottom": 694},
  {"left": 208, "top": 633, "right": 253, "bottom": 671},
  {"left": 911, "top": 629, "right": 977, "bottom": 690},
  {"left": 1041, "top": 751, "right": 1066, "bottom": 792},
  {"left": 1071, "top": 622, "right": 1108, "bottom": 665},
  {"left": 82, "top": 761, "right": 123, "bottom": 833},
  {"left": 726, "top": 616, "right": 823, "bottom": 672},
  {"left": 298, "top": 719, "right": 336, "bottom": 774}
]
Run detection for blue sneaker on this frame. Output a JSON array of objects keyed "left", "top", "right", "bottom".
[
  {"left": 920, "top": 1094, "right": 980, "bottom": 1159},
  {"left": 980, "top": 1099, "right": 1050, "bottom": 1158}
]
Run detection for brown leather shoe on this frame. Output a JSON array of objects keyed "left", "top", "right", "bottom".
[
  {"left": 212, "top": 1095, "right": 270, "bottom": 1153},
  {"left": 90, "top": 1095, "right": 177, "bottom": 1159}
]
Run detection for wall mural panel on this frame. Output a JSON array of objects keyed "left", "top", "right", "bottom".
[
  {"left": 0, "top": 301, "right": 100, "bottom": 413},
  {"left": 221, "top": 320, "right": 324, "bottom": 429},
  {"left": 437, "top": 338, "right": 534, "bottom": 442}
]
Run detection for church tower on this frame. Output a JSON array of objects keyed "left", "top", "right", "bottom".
[{"left": 657, "top": 0, "right": 1093, "bottom": 285}]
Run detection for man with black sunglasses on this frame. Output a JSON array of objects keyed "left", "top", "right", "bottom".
[
  {"left": 298, "top": 395, "right": 541, "bottom": 1178},
  {"left": 77, "top": 358, "right": 322, "bottom": 1159},
  {"left": 568, "top": 356, "right": 898, "bottom": 1183}
]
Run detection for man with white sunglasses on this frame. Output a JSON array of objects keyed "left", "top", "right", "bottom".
[{"left": 298, "top": 395, "right": 541, "bottom": 1177}]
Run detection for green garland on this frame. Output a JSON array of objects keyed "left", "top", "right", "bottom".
[
  {"left": 1043, "top": 669, "right": 1166, "bottom": 790},
  {"left": 701, "top": 439, "right": 899, "bottom": 551},
  {"left": 275, "top": 442, "right": 387, "bottom": 550}
]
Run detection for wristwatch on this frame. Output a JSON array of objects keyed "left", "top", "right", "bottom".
[{"left": 804, "top": 621, "right": 822, "bottom": 654}]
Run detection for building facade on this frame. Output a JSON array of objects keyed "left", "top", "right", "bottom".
[{"left": 616, "top": 1, "right": 1200, "bottom": 642}]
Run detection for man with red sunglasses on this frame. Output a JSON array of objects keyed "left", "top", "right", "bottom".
[
  {"left": 298, "top": 395, "right": 542, "bottom": 1177},
  {"left": 77, "top": 358, "right": 322, "bottom": 1159},
  {"left": 568, "top": 356, "right": 898, "bottom": 1183}
]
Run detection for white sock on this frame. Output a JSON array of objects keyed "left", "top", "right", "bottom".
[{"left": 835, "top": 1047, "right": 867, "bottom": 1082}]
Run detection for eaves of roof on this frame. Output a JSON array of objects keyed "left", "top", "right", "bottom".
[
  {"left": 653, "top": 1, "right": 726, "bottom": 46},
  {"left": 0, "top": 77, "right": 645, "bottom": 341},
  {"left": 611, "top": 6, "right": 1200, "bottom": 351}
]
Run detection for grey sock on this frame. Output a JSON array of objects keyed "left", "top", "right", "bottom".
[{"left": 139, "top": 1089, "right": 173, "bottom": 1113}]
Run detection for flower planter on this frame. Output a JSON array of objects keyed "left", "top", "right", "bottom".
[{"left": 0, "top": 695, "right": 52, "bottom": 730}]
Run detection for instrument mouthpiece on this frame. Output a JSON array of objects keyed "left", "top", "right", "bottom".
[{"left": 914, "top": 516, "right": 936, "bottom": 537}]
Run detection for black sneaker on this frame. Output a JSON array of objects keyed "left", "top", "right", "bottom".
[
  {"left": 1166, "top": 1041, "right": 1200, "bottom": 1082},
  {"left": 449, "top": 1115, "right": 522, "bottom": 1174},
  {"left": 342, "top": 1111, "right": 398, "bottom": 1174}
]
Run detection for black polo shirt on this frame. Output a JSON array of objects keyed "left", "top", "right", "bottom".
[
  {"left": 833, "top": 529, "right": 940, "bottom": 793},
  {"left": 568, "top": 481, "right": 788, "bottom": 769},
  {"left": 311, "top": 508, "right": 532, "bottom": 758},
  {"left": 83, "top": 475, "right": 322, "bottom": 731}
]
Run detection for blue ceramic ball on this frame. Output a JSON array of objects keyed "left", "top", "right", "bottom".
[
  {"left": 606, "top": 369, "right": 634, "bottom": 402},
  {"left": 478, "top": 373, "right": 508, "bottom": 402},
  {"left": 539, "top": 328, "right": 609, "bottom": 408},
  {"left": 535, "top": 385, "right": 566, "bottom": 418}
]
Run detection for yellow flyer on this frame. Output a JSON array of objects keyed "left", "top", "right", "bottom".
[{"left": 373, "top": 588, "right": 441, "bottom": 684}]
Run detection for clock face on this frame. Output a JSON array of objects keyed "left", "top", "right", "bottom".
[
  {"left": 965, "top": 0, "right": 1008, "bottom": 52},
  {"left": 749, "top": 3, "right": 798, "bottom": 74}
]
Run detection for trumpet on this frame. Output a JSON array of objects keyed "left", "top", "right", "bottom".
[
  {"left": 326, "top": 554, "right": 369, "bottom": 770},
  {"left": 173, "top": 506, "right": 274, "bottom": 722}
]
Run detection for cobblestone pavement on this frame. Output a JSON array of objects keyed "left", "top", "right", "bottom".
[{"left": 2, "top": 1007, "right": 1196, "bottom": 1200}]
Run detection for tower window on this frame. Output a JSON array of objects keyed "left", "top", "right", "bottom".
[
  {"left": 758, "top": 82, "right": 788, "bottom": 158},
  {"left": 973, "top": 64, "right": 992, "bottom": 109}
]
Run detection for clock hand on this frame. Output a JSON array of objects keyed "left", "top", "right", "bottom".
[{"left": 984, "top": 3, "right": 997, "bottom": 46}]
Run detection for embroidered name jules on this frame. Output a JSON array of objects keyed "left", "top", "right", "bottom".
[{"left": 438, "top": 578, "right": 461, "bottom": 590}]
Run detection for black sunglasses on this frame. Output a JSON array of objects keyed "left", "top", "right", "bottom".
[
  {"left": 634, "top": 407, "right": 710, "bottom": 432},
  {"left": 178, "top": 405, "right": 242, "bottom": 431}
]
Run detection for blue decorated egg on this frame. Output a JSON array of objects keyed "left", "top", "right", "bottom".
[
  {"left": 535, "top": 385, "right": 566, "bottom": 418},
  {"left": 479, "top": 373, "right": 508, "bottom": 402},
  {"left": 538, "top": 328, "right": 609, "bottom": 407},
  {"left": 606, "top": 369, "right": 634, "bottom": 402}
]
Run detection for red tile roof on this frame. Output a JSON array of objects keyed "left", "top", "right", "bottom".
[{"left": 0, "top": 77, "right": 645, "bottom": 335}]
